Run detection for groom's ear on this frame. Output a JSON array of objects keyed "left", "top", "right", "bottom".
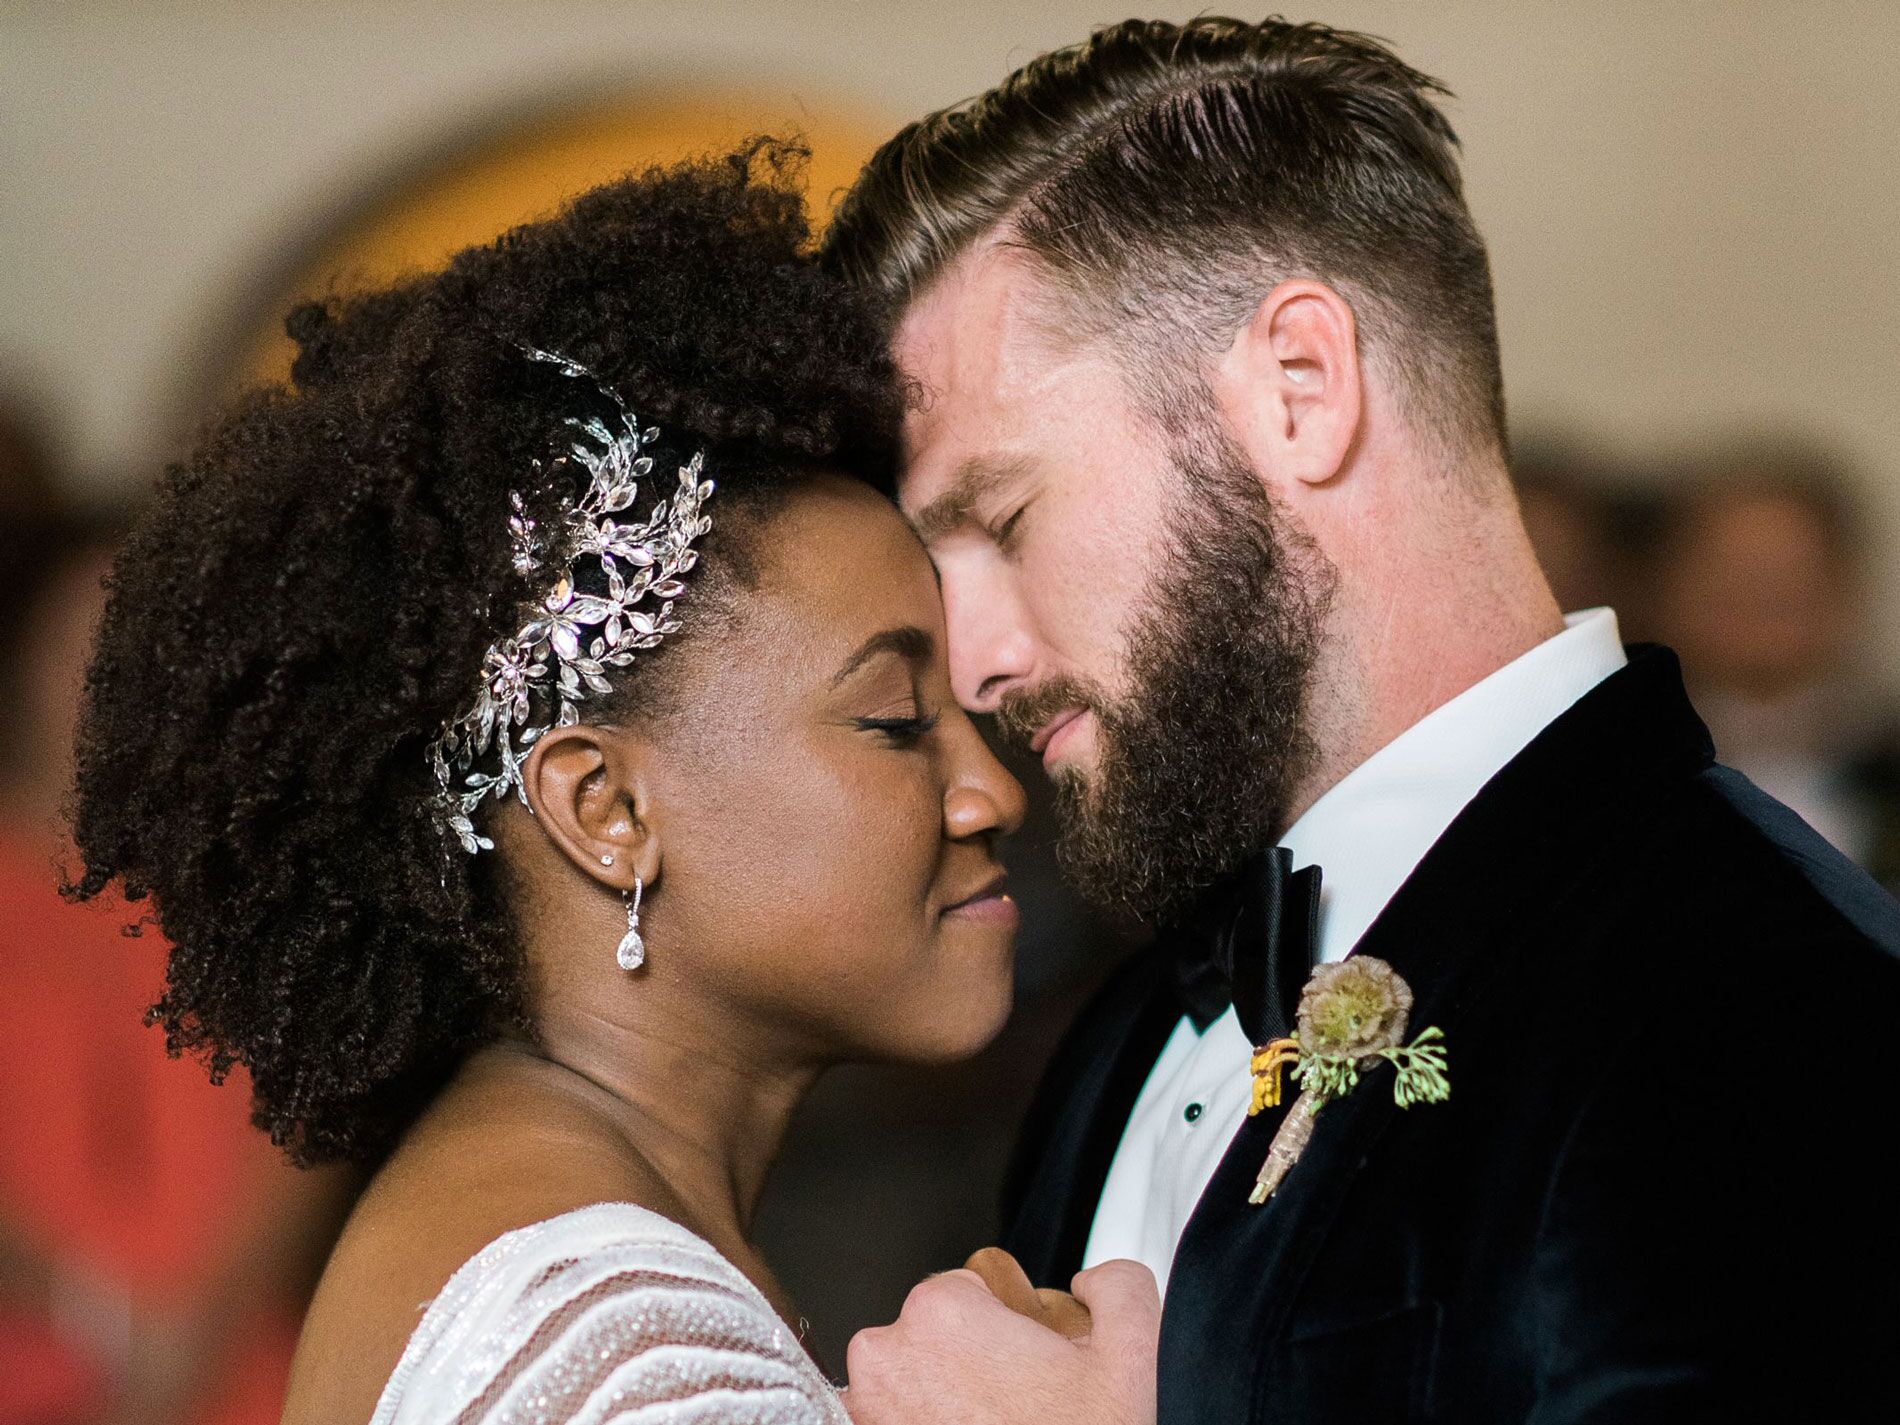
[
  {"left": 521, "top": 723, "right": 663, "bottom": 893},
  {"left": 1210, "top": 279, "right": 1363, "bottom": 493}
]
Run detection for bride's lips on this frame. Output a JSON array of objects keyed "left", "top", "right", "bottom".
[{"left": 942, "top": 871, "right": 1018, "bottom": 927}]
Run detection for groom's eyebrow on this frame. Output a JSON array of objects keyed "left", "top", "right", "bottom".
[
  {"left": 831, "top": 625, "right": 934, "bottom": 687},
  {"left": 910, "top": 455, "right": 1032, "bottom": 543}
]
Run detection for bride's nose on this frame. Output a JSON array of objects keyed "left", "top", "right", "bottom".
[{"left": 943, "top": 749, "right": 1027, "bottom": 842}]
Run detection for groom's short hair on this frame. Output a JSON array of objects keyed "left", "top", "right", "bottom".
[{"left": 825, "top": 16, "right": 1506, "bottom": 460}]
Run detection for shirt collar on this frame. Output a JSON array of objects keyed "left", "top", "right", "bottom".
[{"left": 1280, "top": 607, "right": 1628, "bottom": 964}]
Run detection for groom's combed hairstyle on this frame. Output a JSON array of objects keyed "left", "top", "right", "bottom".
[{"left": 824, "top": 16, "right": 1505, "bottom": 458}]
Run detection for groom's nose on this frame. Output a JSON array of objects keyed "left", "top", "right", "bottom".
[{"left": 940, "top": 566, "right": 1037, "bottom": 714}]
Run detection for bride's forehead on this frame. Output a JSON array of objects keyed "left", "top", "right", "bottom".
[
  {"left": 758, "top": 475, "right": 920, "bottom": 563},
  {"left": 740, "top": 478, "right": 941, "bottom": 632}
]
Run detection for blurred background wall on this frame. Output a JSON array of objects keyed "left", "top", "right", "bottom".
[
  {"left": 5, "top": 1, "right": 1897, "bottom": 680},
  {"left": 3, "top": 0, "right": 1898, "bottom": 1412}
]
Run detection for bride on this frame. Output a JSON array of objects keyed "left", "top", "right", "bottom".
[{"left": 65, "top": 142, "right": 1030, "bottom": 1423}]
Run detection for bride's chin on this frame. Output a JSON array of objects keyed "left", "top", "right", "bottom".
[
  {"left": 885, "top": 966, "right": 1016, "bottom": 1066},
  {"left": 816, "top": 916, "right": 1018, "bottom": 1065}
]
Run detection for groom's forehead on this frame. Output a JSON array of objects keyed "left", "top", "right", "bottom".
[
  {"left": 893, "top": 246, "right": 1110, "bottom": 501},
  {"left": 894, "top": 244, "right": 1069, "bottom": 409}
]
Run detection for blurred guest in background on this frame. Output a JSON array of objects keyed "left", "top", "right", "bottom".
[
  {"left": 0, "top": 395, "right": 348, "bottom": 1425},
  {"left": 1512, "top": 437, "right": 1673, "bottom": 643},
  {"left": 1512, "top": 441, "right": 1621, "bottom": 618},
  {"left": 1653, "top": 436, "right": 1900, "bottom": 891}
]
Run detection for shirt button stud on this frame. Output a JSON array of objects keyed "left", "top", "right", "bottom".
[{"left": 1184, "top": 1102, "right": 1204, "bottom": 1123}]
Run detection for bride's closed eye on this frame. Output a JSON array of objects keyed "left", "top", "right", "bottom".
[
  {"left": 830, "top": 624, "right": 945, "bottom": 748},
  {"left": 854, "top": 709, "right": 941, "bottom": 747}
]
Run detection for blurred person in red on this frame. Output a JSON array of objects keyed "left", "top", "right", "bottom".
[
  {"left": 0, "top": 397, "right": 348, "bottom": 1425},
  {"left": 1653, "top": 436, "right": 1900, "bottom": 891}
]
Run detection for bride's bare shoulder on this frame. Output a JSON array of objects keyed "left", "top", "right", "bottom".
[{"left": 280, "top": 1047, "right": 684, "bottom": 1425}]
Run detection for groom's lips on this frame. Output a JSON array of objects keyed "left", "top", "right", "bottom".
[{"left": 1029, "top": 707, "right": 1085, "bottom": 759}]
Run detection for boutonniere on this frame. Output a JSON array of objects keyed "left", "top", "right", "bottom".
[{"left": 1244, "top": 956, "right": 1449, "bottom": 1204}]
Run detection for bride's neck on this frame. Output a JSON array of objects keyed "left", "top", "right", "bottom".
[{"left": 516, "top": 993, "right": 821, "bottom": 1238}]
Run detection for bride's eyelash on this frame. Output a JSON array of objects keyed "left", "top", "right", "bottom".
[{"left": 853, "top": 711, "right": 941, "bottom": 747}]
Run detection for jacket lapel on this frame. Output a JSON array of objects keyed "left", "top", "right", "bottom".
[{"left": 1157, "top": 647, "right": 1716, "bottom": 1418}]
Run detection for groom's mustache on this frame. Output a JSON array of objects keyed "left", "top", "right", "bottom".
[{"left": 993, "top": 676, "right": 1109, "bottom": 756}]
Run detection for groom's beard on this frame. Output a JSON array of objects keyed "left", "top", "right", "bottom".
[{"left": 997, "top": 438, "right": 1331, "bottom": 927}]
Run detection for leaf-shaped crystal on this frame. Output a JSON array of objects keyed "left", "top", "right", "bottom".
[
  {"left": 563, "top": 595, "right": 616, "bottom": 624},
  {"left": 426, "top": 346, "right": 713, "bottom": 857}
]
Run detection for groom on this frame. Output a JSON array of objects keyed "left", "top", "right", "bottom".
[{"left": 826, "top": 15, "right": 1900, "bottom": 1425}]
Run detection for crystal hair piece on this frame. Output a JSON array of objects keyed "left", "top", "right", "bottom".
[{"left": 427, "top": 346, "right": 714, "bottom": 854}]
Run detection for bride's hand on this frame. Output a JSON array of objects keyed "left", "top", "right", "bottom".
[
  {"left": 961, "top": 1246, "right": 1093, "bottom": 1339},
  {"left": 841, "top": 1258, "right": 1159, "bottom": 1425}
]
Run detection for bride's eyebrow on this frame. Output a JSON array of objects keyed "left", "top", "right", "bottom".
[{"left": 830, "top": 626, "right": 934, "bottom": 688}]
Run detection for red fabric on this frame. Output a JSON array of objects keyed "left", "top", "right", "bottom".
[
  {"left": 196, "top": 1316, "right": 303, "bottom": 1425},
  {"left": 0, "top": 831, "right": 295, "bottom": 1423},
  {"left": 0, "top": 1309, "right": 296, "bottom": 1425},
  {"left": 0, "top": 1309, "right": 103, "bottom": 1424}
]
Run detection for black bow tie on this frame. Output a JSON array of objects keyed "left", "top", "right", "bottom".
[{"left": 1169, "top": 847, "right": 1323, "bottom": 1044}]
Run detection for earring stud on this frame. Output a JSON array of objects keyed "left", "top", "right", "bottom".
[{"left": 600, "top": 853, "right": 615, "bottom": 867}]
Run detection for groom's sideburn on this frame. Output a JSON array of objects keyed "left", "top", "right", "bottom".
[{"left": 1003, "top": 646, "right": 1900, "bottom": 1423}]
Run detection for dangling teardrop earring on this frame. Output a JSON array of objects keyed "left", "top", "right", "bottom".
[{"left": 616, "top": 876, "right": 646, "bottom": 971}]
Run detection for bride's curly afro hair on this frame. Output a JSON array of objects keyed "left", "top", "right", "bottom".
[{"left": 66, "top": 140, "right": 901, "bottom": 1165}]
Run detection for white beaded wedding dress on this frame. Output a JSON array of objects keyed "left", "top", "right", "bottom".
[{"left": 370, "top": 1202, "right": 849, "bottom": 1424}]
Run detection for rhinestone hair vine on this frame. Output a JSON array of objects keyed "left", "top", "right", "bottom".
[{"left": 427, "top": 346, "right": 715, "bottom": 855}]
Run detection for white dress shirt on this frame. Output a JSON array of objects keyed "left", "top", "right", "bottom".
[{"left": 1080, "top": 609, "right": 1629, "bottom": 1298}]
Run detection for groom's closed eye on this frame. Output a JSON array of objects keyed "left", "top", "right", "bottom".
[
  {"left": 991, "top": 502, "right": 1030, "bottom": 552},
  {"left": 910, "top": 454, "right": 1036, "bottom": 546}
]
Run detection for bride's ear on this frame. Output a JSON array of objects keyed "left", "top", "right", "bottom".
[{"left": 521, "top": 723, "right": 663, "bottom": 893}]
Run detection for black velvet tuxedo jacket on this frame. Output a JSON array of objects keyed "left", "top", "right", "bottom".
[{"left": 1001, "top": 649, "right": 1900, "bottom": 1423}]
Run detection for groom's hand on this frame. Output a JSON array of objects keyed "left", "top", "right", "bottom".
[{"left": 842, "top": 1258, "right": 1160, "bottom": 1425}]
